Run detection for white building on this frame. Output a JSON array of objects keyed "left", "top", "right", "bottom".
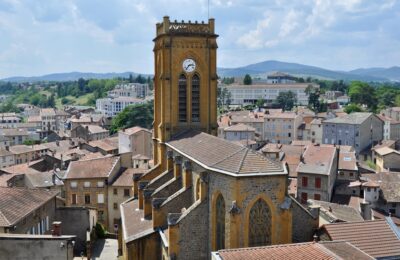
[
  {"left": 96, "top": 97, "right": 148, "bottom": 117},
  {"left": 107, "top": 83, "right": 149, "bottom": 99},
  {"left": 222, "top": 83, "right": 318, "bottom": 106}
]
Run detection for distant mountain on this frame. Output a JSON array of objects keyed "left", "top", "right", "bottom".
[
  {"left": 349, "top": 66, "right": 400, "bottom": 81},
  {"left": 218, "top": 60, "right": 394, "bottom": 82},
  {"left": 0, "top": 71, "right": 151, "bottom": 83}
]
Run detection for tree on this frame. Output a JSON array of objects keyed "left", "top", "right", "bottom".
[
  {"left": 256, "top": 98, "right": 265, "bottom": 109},
  {"left": 47, "top": 93, "right": 55, "bottom": 108},
  {"left": 276, "top": 91, "right": 297, "bottom": 111},
  {"left": 348, "top": 81, "right": 377, "bottom": 110},
  {"left": 109, "top": 102, "right": 154, "bottom": 134},
  {"left": 243, "top": 74, "right": 252, "bottom": 85},
  {"left": 344, "top": 103, "right": 363, "bottom": 114},
  {"left": 305, "top": 84, "right": 321, "bottom": 112},
  {"left": 129, "top": 74, "right": 134, "bottom": 83},
  {"left": 217, "top": 87, "right": 232, "bottom": 110}
]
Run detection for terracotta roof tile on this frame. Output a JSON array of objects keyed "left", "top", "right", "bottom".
[
  {"left": 297, "top": 145, "right": 337, "bottom": 175},
  {"left": 64, "top": 156, "right": 119, "bottom": 179},
  {"left": 119, "top": 126, "right": 151, "bottom": 135},
  {"left": 112, "top": 168, "right": 146, "bottom": 187},
  {"left": 322, "top": 219, "right": 400, "bottom": 258}
]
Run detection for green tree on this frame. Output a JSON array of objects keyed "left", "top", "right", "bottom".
[
  {"left": 110, "top": 102, "right": 154, "bottom": 134},
  {"left": 276, "top": 91, "right": 297, "bottom": 111},
  {"left": 243, "top": 74, "right": 252, "bottom": 85},
  {"left": 256, "top": 98, "right": 265, "bottom": 109},
  {"left": 348, "top": 81, "right": 377, "bottom": 110},
  {"left": 47, "top": 93, "right": 55, "bottom": 108},
  {"left": 217, "top": 87, "right": 232, "bottom": 111},
  {"left": 344, "top": 103, "right": 363, "bottom": 114},
  {"left": 395, "top": 94, "right": 400, "bottom": 107}
]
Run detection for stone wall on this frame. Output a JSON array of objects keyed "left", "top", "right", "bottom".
[{"left": 291, "top": 198, "right": 318, "bottom": 242}]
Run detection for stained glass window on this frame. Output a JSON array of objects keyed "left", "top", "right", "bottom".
[
  {"left": 191, "top": 74, "right": 200, "bottom": 122},
  {"left": 248, "top": 199, "right": 271, "bottom": 247},
  {"left": 179, "top": 74, "right": 187, "bottom": 122},
  {"left": 216, "top": 194, "right": 225, "bottom": 250}
]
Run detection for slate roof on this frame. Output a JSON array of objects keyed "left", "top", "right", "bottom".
[
  {"left": 64, "top": 156, "right": 119, "bottom": 179},
  {"left": 214, "top": 241, "right": 373, "bottom": 260},
  {"left": 307, "top": 199, "right": 364, "bottom": 223},
  {"left": 0, "top": 187, "right": 58, "bottom": 227},
  {"left": 166, "top": 130, "right": 285, "bottom": 176},
  {"left": 297, "top": 145, "right": 337, "bottom": 175},
  {"left": 323, "top": 112, "right": 374, "bottom": 125},
  {"left": 322, "top": 219, "right": 400, "bottom": 259}
]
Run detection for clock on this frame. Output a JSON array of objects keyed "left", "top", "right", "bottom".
[{"left": 183, "top": 58, "right": 196, "bottom": 73}]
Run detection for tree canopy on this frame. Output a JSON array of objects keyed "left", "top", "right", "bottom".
[
  {"left": 276, "top": 91, "right": 297, "bottom": 111},
  {"left": 109, "top": 102, "right": 154, "bottom": 134},
  {"left": 243, "top": 74, "right": 252, "bottom": 85}
]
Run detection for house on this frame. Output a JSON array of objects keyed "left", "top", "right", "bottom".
[
  {"left": 0, "top": 148, "right": 15, "bottom": 168},
  {"left": 320, "top": 219, "right": 400, "bottom": 259},
  {"left": 0, "top": 187, "right": 59, "bottom": 234},
  {"left": 70, "top": 124, "right": 109, "bottom": 141},
  {"left": 63, "top": 156, "right": 122, "bottom": 230},
  {"left": 229, "top": 111, "right": 265, "bottom": 139},
  {"left": 297, "top": 145, "right": 338, "bottom": 203},
  {"left": 84, "top": 137, "right": 119, "bottom": 155},
  {"left": 221, "top": 123, "right": 256, "bottom": 142},
  {"left": 0, "top": 128, "right": 30, "bottom": 148},
  {"left": 382, "top": 107, "right": 400, "bottom": 121},
  {"left": 118, "top": 126, "right": 152, "bottom": 158},
  {"left": 9, "top": 144, "right": 48, "bottom": 164},
  {"left": 334, "top": 147, "right": 360, "bottom": 197},
  {"left": 374, "top": 146, "right": 400, "bottom": 172},
  {"left": 264, "top": 112, "right": 303, "bottom": 144},
  {"left": 322, "top": 112, "right": 384, "bottom": 155},
  {"left": 211, "top": 241, "right": 373, "bottom": 260}
]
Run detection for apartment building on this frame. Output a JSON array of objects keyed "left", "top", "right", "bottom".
[
  {"left": 297, "top": 145, "right": 338, "bottom": 203},
  {"left": 9, "top": 144, "right": 48, "bottom": 164},
  {"left": 108, "top": 83, "right": 149, "bottom": 99},
  {"left": 96, "top": 97, "right": 147, "bottom": 117},
  {"left": 264, "top": 112, "right": 303, "bottom": 144},
  {"left": 0, "top": 129, "right": 30, "bottom": 148}
]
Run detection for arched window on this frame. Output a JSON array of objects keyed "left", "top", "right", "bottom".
[
  {"left": 248, "top": 199, "right": 271, "bottom": 247},
  {"left": 179, "top": 74, "right": 187, "bottom": 122},
  {"left": 215, "top": 194, "right": 225, "bottom": 250},
  {"left": 191, "top": 74, "right": 200, "bottom": 122}
]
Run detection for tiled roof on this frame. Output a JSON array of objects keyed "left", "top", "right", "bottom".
[
  {"left": 323, "top": 112, "right": 374, "bottom": 125},
  {"left": 9, "top": 144, "right": 48, "bottom": 154},
  {"left": 363, "top": 172, "right": 400, "bottom": 202},
  {"left": 64, "top": 156, "right": 119, "bottom": 179},
  {"left": 224, "top": 123, "right": 255, "bottom": 132},
  {"left": 265, "top": 112, "right": 298, "bottom": 119},
  {"left": 166, "top": 130, "right": 285, "bottom": 176},
  {"left": 214, "top": 241, "right": 373, "bottom": 260},
  {"left": 120, "top": 198, "right": 154, "bottom": 243},
  {"left": 0, "top": 187, "right": 58, "bottom": 227},
  {"left": 0, "top": 149, "right": 13, "bottom": 157},
  {"left": 291, "top": 140, "right": 312, "bottom": 146},
  {"left": 25, "top": 171, "right": 63, "bottom": 188},
  {"left": 112, "top": 168, "right": 146, "bottom": 187},
  {"left": 338, "top": 150, "right": 358, "bottom": 171},
  {"left": 0, "top": 129, "right": 29, "bottom": 136},
  {"left": 307, "top": 199, "right": 364, "bottom": 222},
  {"left": 40, "top": 108, "right": 56, "bottom": 116},
  {"left": 260, "top": 143, "right": 282, "bottom": 153},
  {"left": 374, "top": 146, "right": 400, "bottom": 156},
  {"left": 119, "top": 126, "right": 151, "bottom": 135},
  {"left": 297, "top": 145, "right": 337, "bottom": 175},
  {"left": 82, "top": 124, "right": 108, "bottom": 134},
  {"left": 322, "top": 219, "right": 400, "bottom": 259},
  {"left": 88, "top": 137, "right": 118, "bottom": 152}
]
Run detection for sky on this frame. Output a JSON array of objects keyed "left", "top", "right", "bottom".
[{"left": 0, "top": 0, "right": 399, "bottom": 78}]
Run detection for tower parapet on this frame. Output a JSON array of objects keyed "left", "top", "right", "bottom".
[{"left": 156, "top": 16, "right": 215, "bottom": 37}]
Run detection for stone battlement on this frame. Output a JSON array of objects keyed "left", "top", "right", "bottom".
[{"left": 156, "top": 16, "right": 215, "bottom": 36}]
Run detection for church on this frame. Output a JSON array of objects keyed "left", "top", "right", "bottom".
[{"left": 118, "top": 16, "right": 314, "bottom": 260}]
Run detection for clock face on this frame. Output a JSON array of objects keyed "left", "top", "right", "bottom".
[{"left": 183, "top": 59, "right": 196, "bottom": 73}]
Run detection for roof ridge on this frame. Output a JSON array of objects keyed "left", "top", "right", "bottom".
[
  {"left": 210, "top": 147, "right": 247, "bottom": 169},
  {"left": 0, "top": 210, "right": 10, "bottom": 226},
  {"left": 237, "top": 149, "right": 249, "bottom": 173}
]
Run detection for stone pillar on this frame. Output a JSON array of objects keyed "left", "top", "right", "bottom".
[
  {"left": 183, "top": 161, "right": 192, "bottom": 189},
  {"left": 138, "top": 181, "right": 149, "bottom": 210},
  {"left": 167, "top": 150, "right": 174, "bottom": 171},
  {"left": 168, "top": 213, "right": 182, "bottom": 259},
  {"left": 132, "top": 174, "right": 142, "bottom": 198},
  {"left": 143, "top": 189, "right": 155, "bottom": 219},
  {"left": 199, "top": 173, "right": 208, "bottom": 201},
  {"left": 152, "top": 198, "right": 167, "bottom": 228},
  {"left": 174, "top": 156, "right": 182, "bottom": 179}
]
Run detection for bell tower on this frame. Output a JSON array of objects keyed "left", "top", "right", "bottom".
[{"left": 152, "top": 16, "right": 218, "bottom": 165}]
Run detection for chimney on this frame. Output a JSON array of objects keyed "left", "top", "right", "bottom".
[
  {"left": 360, "top": 201, "right": 372, "bottom": 220},
  {"left": 51, "top": 221, "right": 62, "bottom": 236}
]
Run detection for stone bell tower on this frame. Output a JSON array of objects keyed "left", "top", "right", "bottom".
[{"left": 152, "top": 16, "right": 218, "bottom": 166}]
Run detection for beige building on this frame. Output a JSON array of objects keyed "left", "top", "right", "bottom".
[
  {"left": 0, "top": 148, "right": 15, "bottom": 168},
  {"left": 374, "top": 146, "right": 400, "bottom": 172},
  {"left": 118, "top": 126, "right": 152, "bottom": 158},
  {"left": 9, "top": 144, "right": 48, "bottom": 164},
  {"left": 70, "top": 124, "right": 109, "bottom": 141},
  {"left": 264, "top": 112, "right": 303, "bottom": 144}
]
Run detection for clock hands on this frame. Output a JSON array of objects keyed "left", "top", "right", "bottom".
[{"left": 185, "top": 63, "right": 194, "bottom": 70}]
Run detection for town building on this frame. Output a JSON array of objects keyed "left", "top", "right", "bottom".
[
  {"left": 222, "top": 83, "right": 319, "bottom": 106},
  {"left": 9, "top": 144, "right": 48, "bottom": 164},
  {"left": 221, "top": 123, "right": 256, "bottom": 142},
  {"left": 108, "top": 83, "right": 149, "bottom": 99},
  {"left": 266, "top": 72, "right": 297, "bottom": 84},
  {"left": 322, "top": 113, "right": 383, "bottom": 155},
  {"left": 374, "top": 146, "right": 400, "bottom": 172},
  {"left": 264, "top": 112, "right": 303, "bottom": 144},
  {"left": 118, "top": 126, "right": 152, "bottom": 157},
  {"left": 70, "top": 125, "right": 109, "bottom": 142},
  {"left": 96, "top": 97, "right": 148, "bottom": 117},
  {"left": 0, "top": 148, "right": 15, "bottom": 168},
  {"left": 297, "top": 145, "right": 338, "bottom": 203},
  {"left": 382, "top": 107, "right": 400, "bottom": 121},
  {"left": 0, "top": 128, "right": 30, "bottom": 148}
]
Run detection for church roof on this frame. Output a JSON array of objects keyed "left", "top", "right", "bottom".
[{"left": 166, "top": 130, "right": 286, "bottom": 176}]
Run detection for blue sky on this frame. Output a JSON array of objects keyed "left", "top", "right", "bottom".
[{"left": 0, "top": 0, "right": 399, "bottom": 78}]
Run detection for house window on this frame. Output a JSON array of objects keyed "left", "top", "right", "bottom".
[
  {"left": 71, "top": 194, "right": 77, "bottom": 205},
  {"left": 124, "top": 189, "right": 130, "bottom": 197},
  {"left": 215, "top": 194, "right": 225, "bottom": 250},
  {"left": 97, "top": 181, "right": 104, "bottom": 188},
  {"left": 288, "top": 133, "right": 291, "bottom": 138},
  {"left": 302, "top": 177, "right": 308, "bottom": 187},
  {"left": 248, "top": 199, "right": 271, "bottom": 247},
  {"left": 113, "top": 188, "right": 118, "bottom": 195},
  {"left": 70, "top": 181, "right": 77, "bottom": 188},
  {"left": 84, "top": 181, "right": 91, "bottom": 188},
  {"left": 315, "top": 177, "right": 321, "bottom": 189},
  {"left": 113, "top": 203, "right": 118, "bottom": 210},
  {"left": 191, "top": 74, "right": 200, "bottom": 122},
  {"left": 98, "top": 210, "right": 104, "bottom": 221},
  {"left": 301, "top": 192, "right": 308, "bottom": 204},
  {"left": 178, "top": 74, "right": 187, "bottom": 122},
  {"left": 314, "top": 194, "right": 321, "bottom": 200},
  {"left": 84, "top": 194, "right": 91, "bottom": 204},
  {"left": 97, "top": 193, "right": 104, "bottom": 204}
]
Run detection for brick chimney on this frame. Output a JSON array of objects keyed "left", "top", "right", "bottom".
[{"left": 52, "top": 221, "right": 62, "bottom": 236}]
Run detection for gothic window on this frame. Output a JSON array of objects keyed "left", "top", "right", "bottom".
[
  {"left": 215, "top": 194, "right": 225, "bottom": 250},
  {"left": 179, "top": 74, "right": 187, "bottom": 122},
  {"left": 191, "top": 74, "right": 200, "bottom": 122},
  {"left": 248, "top": 199, "right": 271, "bottom": 247}
]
